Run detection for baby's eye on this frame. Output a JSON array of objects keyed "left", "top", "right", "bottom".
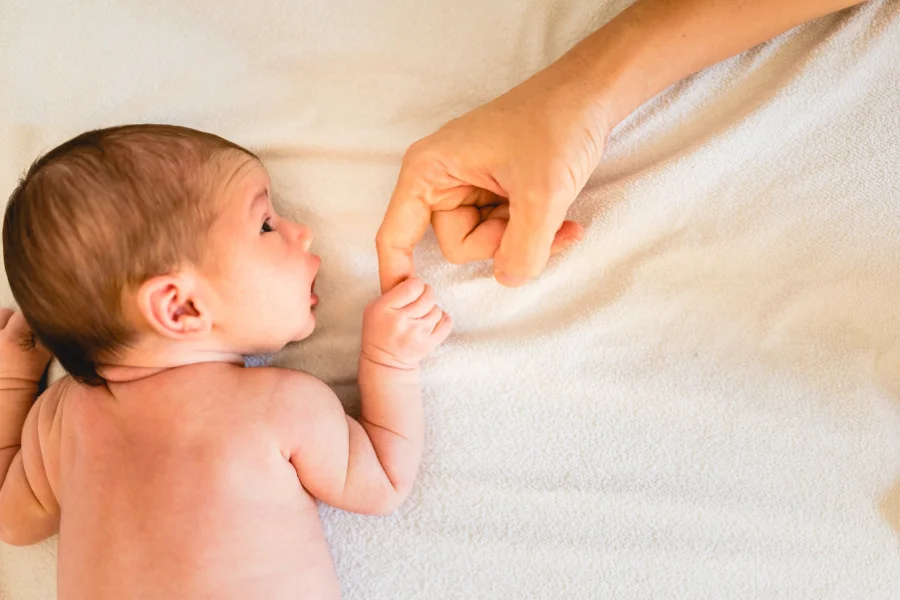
[{"left": 260, "top": 218, "right": 275, "bottom": 234}]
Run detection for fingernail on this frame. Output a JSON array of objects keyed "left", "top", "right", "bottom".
[{"left": 494, "top": 270, "right": 527, "bottom": 287}]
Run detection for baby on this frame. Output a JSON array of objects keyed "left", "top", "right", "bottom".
[{"left": 0, "top": 124, "right": 451, "bottom": 599}]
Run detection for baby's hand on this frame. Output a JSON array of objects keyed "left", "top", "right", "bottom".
[
  {"left": 362, "top": 278, "right": 452, "bottom": 369},
  {"left": 0, "top": 309, "right": 52, "bottom": 383}
]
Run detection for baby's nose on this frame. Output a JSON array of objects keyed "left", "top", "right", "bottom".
[{"left": 297, "top": 225, "right": 313, "bottom": 251}]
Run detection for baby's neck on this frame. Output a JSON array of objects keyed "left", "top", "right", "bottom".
[
  {"left": 98, "top": 364, "right": 176, "bottom": 383},
  {"left": 98, "top": 343, "right": 244, "bottom": 383}
]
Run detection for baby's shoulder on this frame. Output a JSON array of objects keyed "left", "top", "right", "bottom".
[
  {"left": 240, "top": 368, "right": 342, "bottom": 454},
  {"left": 31, "top": 375, "right": 107, "bottom": 439},
  {"left": 235, "top": 367, "right": 338, "bottom": 425},
  {"left": 43, "top": 374, "right": 105, "bottom": 411},
  {"left": 238, "top": 366, "right": 333, "bottom": 400}
]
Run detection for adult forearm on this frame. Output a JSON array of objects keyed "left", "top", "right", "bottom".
[{"left": 561, "top": 0, "right": 866, "bottom": 130}]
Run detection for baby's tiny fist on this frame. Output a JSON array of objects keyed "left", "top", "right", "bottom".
[
  {"left": 361, "top": 279, "right": 452, "bottom": 369},
  {"left": 0, "top": 310, "right": 52, "bottom": 381}
]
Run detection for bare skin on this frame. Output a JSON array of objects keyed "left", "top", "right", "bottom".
[
  {"left": 43, "top": 366, "right": 342, "bottom": 600},
  {"left": 376, "top": 0, "right": 868, "bottom": 290},
  {"left": 0, "top": 156, "right": 451, "bottom": 599}
]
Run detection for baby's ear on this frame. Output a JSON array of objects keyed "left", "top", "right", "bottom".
[{"left": 137, "top": 273, "right": 212, "bottom": 340}]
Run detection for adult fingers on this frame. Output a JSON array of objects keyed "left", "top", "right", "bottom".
[
  {"left": 493, "top": 193, "right": 563, "bottom": 287},
  {"left": 548, "top": 220, "right": 585, "bottom": 255},
  {"left": 376, "top": 166, "right": 434, "bottom": 294},
  {"left": 383, "top": 277, "right": 427, "bottom": 309},
  {"left": 432, "top": 207, "right": 507, "bottom": 264},
  {"left": 433, "top": 210, "right": 584, "bottom": 267}
]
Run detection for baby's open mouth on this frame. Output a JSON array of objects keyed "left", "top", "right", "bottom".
[{"left": 310, "top": 277, "right": 318, "bottom": 306}]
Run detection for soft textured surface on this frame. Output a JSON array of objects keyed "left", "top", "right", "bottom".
[{"left": 2, "top": 1, "right": 899, "bottom": 598}]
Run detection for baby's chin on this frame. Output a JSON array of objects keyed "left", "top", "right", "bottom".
[
  {"left": 291, "top": 311, "right": 317, "bottom": 342},
  {"left": 243, "top": 311, "right": 315, "bottom": 354}
]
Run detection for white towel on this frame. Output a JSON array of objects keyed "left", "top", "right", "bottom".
[{"left": 2, "top": 1, "right": 899, "bottom": 598}]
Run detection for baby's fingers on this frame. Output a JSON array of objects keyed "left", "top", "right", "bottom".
[
  {"left": 431, "top": 311, "right": 453, "bottom": 344},
  {"left": 6, "top": 311, "right": 33, "bottom": 336},
  {"left": 8, "top": 312, "right": 49, "bottom": 356},
  {"left": 0, "top": 311, "right": 52, "bottom": 375},
  {"left": 418, "top": 305, "right": 443, "bottom": 330},
  {"left": 384, "top": 277, "right": 427, "bottom": 309},
  {"left": 404, "top": 284, "right": 436, "bottom": 318},
  {"left": 2, "top": 311, "right": 40, "bottom": 346}
]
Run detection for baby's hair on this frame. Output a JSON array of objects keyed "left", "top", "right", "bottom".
[{"left": 3, "top": 124, "right": 257, "bottom": 385}]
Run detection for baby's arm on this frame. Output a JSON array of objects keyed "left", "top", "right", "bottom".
[
  {"left": 0, "top": 310, "right": 59, "bottom": 546},
  {"left": 279, "top": 279, "right": 451, "bottom": 515},
  {"left": 353, "top": 355, "right": 423, "bottom": 503}
]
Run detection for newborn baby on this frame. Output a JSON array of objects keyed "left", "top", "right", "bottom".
[{"left": 0, "top": 125, "right": 451, "bottom": 599}]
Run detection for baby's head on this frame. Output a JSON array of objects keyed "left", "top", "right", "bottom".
[{"left": 3, "top": 124, "right": 319, "bottom": 385}]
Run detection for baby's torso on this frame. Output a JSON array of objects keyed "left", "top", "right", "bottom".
[{"left": 44, "top": 365, "right": 340, "bottom": 600}]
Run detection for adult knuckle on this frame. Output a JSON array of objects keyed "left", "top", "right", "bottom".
[
  {"left": 548, "top": 165, "right": 579, "bottom": 199},
  {"left": 374, "top": 229, "right": 394, "bottom": 252},
  {"left": 517, "top": 187, "right": 548, "bottom": 211},
  {"left": 402, "top": 138, "right": 434, "bottom": 169}
]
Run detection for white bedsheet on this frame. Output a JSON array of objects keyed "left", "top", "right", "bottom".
[{"left": 2, "top": 1, "right": 899, "bottom": 598}]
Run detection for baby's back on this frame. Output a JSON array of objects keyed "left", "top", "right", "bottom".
[{"left": 50, "top": 363, "right": 340, "bottom": 600}]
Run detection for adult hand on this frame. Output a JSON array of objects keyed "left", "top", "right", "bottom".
[
  {"left": 376, "top": 0, "right": 865, "bottom": 293},
  {"left": 376, "top": 54, "right": 612, "bottom": 291}
]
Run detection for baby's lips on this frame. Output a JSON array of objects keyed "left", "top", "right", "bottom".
[{"left": 308, "top": 254, "right": 321, "bottom": 305}]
